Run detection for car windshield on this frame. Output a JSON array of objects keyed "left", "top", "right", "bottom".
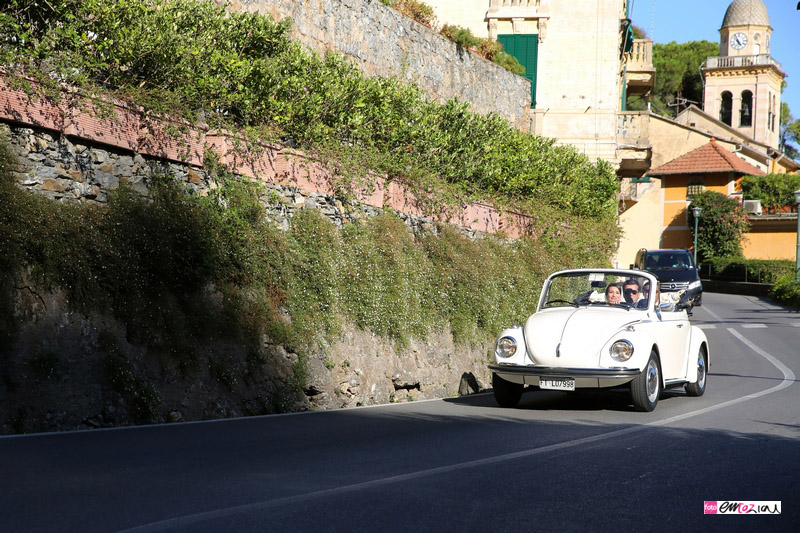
[
  {"left": 644, "top": 252, "right": 694, "bottom": 271},
  {"left": 542, "top": 272, "right": 651, "bottom": 310}
]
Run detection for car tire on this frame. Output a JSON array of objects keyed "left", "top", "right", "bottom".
[
  {"left": 684, "top": 346, "right": 708, "bottom": 397},
  {"left": 631, "top": 351, "right": 661, "bottom": 412},
  {"left": 492, "top": 373, "right": 524, "bottom": 408}
]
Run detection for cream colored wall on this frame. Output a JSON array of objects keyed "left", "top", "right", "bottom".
[
  {"left": 616, "top": 180, "right": 662, "bottom": 268},
  {"left": 425, "top": 0, "right": 491, "bottom": 38},
  {"left": 649, "top": 115, "right": 732, "bottom": 168},
  {"left": 429, "top": 1, "right": 626, "bottom": 164},
  {"left": 534, "top": 0, "right": 623, "bottom": 163}
]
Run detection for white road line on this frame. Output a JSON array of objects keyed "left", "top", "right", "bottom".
[
  {"left": 124, "top": 304, "right": 797, "bottom": 531},
  {"left": 698, "top": 324, "right": 716, "bottom": 329},
  {"left": 742, "top": 323, "right": 767, "bottom": 329},
  {"left": 793, "top": 323, "right": 800, "bottom": 328}
]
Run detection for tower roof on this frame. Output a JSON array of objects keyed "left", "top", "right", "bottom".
[{"left": 721, "top": 0, "right": 770, "bottom": 29}]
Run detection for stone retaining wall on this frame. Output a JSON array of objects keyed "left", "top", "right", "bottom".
[
  {"left": 0, "top": 75, "right": 533, "bottom": 237},
  {"left": 224, "top": 0, "right": 532, "bottom": 130},
  {"left": 0, "top": 78, "right": 510, "bottom": 433}
]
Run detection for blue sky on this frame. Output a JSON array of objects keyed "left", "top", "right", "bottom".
[{"left": 629, "top": 0, "right": 800, "bottom": 124}]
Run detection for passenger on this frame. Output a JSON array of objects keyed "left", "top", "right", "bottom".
[
  {"left": 639, "top": 281, "right": 651, "bottom": 308},
  {"left": 641, "top": 281, "right": 650, "bottom": 300},
  {"left": 622, "top": 279, "right": 642, "bottom": 306},
  {"left": 605, "top": 284, "right": 622, "bottom": 305}
]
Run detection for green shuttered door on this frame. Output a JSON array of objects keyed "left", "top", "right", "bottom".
[{"left": 497, "top": 34, "right": 538, "bottom": 108}]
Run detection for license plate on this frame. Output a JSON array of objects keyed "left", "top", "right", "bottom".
[{"left": 539, "top": 378, "right": 575, "bottom": 391}]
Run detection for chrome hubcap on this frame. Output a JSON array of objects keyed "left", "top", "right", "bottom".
[
  {"left": 646, "top": 361, "right": 659, "bottom": 402},
  {"left": 697, "top": 354, "right": 706, "bottom": 386}
]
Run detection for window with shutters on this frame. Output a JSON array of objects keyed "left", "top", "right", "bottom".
[{"left": 497, "top": 34, "right": 538, "bottom": 108}]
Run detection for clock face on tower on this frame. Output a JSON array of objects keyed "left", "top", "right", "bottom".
[{"left": 730, "top": 32, "right": 748, "bottom": 50}]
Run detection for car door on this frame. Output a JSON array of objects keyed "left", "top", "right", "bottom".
[{"left": 652, "top": 307, "right": 691, "bottom": 380}]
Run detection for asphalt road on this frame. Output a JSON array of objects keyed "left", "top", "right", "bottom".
[{"left": 1, "top": 292, "right": 798, "bottom": 532}]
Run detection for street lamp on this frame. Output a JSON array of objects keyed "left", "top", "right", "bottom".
[
  {"left": 692, "top": 206, "right": 702, "bottom": 266},
  {"left": 794, "top": 189, "right": 800, "bottom": 281}
]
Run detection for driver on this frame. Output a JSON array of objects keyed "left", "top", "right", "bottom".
[{"left": 622, "top": 279, "right": 642, "bottom": 306}]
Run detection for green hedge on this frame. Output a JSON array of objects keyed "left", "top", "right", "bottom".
[
  {"left": 740, "top": 174, "right": 800, "bottom": 211},
  {"left": 702, "top": 257, "right": 795, "bottom": 284}
]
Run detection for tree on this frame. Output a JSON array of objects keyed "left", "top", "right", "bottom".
[
  {"left": 740, "top": 173, "right": 800, "bottom": 211},
  {"left": 628, "top": 40, "right": 718, "bottom": 117},
  {"left": 688, "top": 191, "right": 750, "bottom": 261},
  {"left": 632, "top": 25, "right": 648, "bottom": 39},
  {"left": 779, "top": 102, "right": 800, "bottom": 161}
]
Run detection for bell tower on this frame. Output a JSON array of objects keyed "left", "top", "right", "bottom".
[{"left": 702, "top": 0, "right": 785, "bottom": 149}]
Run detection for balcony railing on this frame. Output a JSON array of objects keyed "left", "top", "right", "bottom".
[
  {"left": 704, "top": 55, "right": 783, "bottom": 71},
  {"left": 616, "top": 111, "right": 650, "bottom": 148},
  {"left": 489, "top": 0, "right": 543, "bottom": 7},
  {"left": 628, "top": 39, "right": 654, "bottom": 72}
]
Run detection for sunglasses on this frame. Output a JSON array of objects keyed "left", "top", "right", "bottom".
[{"left": 624, "top": 289, "right": 639, "bottom": 295}]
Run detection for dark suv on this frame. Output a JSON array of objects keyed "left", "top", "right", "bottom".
[{"left": 632, "top": 248, "right": 702, "bottom": 307}]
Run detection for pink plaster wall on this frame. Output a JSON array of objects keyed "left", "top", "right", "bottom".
[{"left": 1, "top": 75, "right": 532, "bottom": 237}]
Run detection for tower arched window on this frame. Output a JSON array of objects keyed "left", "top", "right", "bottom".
[
  {"left": 740, "top": 90, "right": 753, "bottom": 127},
  {"left": 720, "top": 91, "right": 733, "bottom": 126}
]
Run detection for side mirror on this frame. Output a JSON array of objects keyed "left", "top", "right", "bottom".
[{"left": 676, "top": 288, "right": 697, "bottom": 313}]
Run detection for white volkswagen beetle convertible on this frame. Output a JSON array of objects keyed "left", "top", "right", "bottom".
[{"left": 489, "top": 269, "right": 709, "bottom": 412}]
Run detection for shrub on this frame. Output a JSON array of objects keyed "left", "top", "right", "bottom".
[
  {"left": 439, "top": 24, "right": 525, "bottom": 76},
  {"left": 1, "top": 139, "right": 616, "bottom": 351},
  {"left": 740, "top": 173, "right": 800, "bottom": 212},
  {"left": 390, "top": 0, "right": 435, "bottom": 26},
  {"left": 689, "top": 191, "right": 750, "bottom": 261},
  {"left": 0, "top": 0, "right": 607, "bottom": 222},
  {"left": 440, "top": 24, "right": 481, "bottom": 50},
  {"left": 770, "top": 273, "right": 800, "bottom": 309},
  {"left": 704, "top": 257, "right": 795, "bottom": 284}
]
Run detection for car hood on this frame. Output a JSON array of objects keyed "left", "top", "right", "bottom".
[
  {"left": 524, "top": 307, "right": 640, "bottom": 367},
  {"left": 650, "top": 269, "right": 698, "bottom": 283}
]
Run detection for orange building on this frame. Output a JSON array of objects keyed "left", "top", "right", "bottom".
[{"left": 647, "top": 138, "right": 785, "bottom": 256}]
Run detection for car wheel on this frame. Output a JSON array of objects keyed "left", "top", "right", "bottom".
[
  {"left": 684, "top": 346, "right": 707, "bottom": 397},
  {"left": 631, "top": 351, "right": 661, "bottom": 412},
  {"left": 492, "top": 373, "right": 524, "bottom": 408}
]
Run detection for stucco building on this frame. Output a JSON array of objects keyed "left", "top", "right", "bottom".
[
  {"left": 617, "top": 0, "right": 797, "bottom": 265},
  {"left": 426, "top": 0, "right": 654, "bottom": 164},
  {"left": 425, "top": 0, "right": 796, "bottom": 263}
]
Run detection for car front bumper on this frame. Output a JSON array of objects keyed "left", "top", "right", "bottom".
[{"left": 488, "top": 363, "right": 640, "bottom": 388}]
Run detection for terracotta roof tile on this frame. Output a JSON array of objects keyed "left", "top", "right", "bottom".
[{"left": 648, "top": 138, "right": 765, "bottom": 176}]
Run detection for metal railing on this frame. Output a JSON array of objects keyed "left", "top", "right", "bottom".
[{"left": 699, "top": 261, "right": 793, "bottom": 284}]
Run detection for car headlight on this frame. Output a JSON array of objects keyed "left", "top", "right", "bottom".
[
  {"left": 496, "top": 337, "right": 517, "bottom": 358},
  {"left": 688, "top": 280, "right": 702, "bottom": 290},
  {"left": 610, "top": 340, "right": 634, "bottom": 361}
]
